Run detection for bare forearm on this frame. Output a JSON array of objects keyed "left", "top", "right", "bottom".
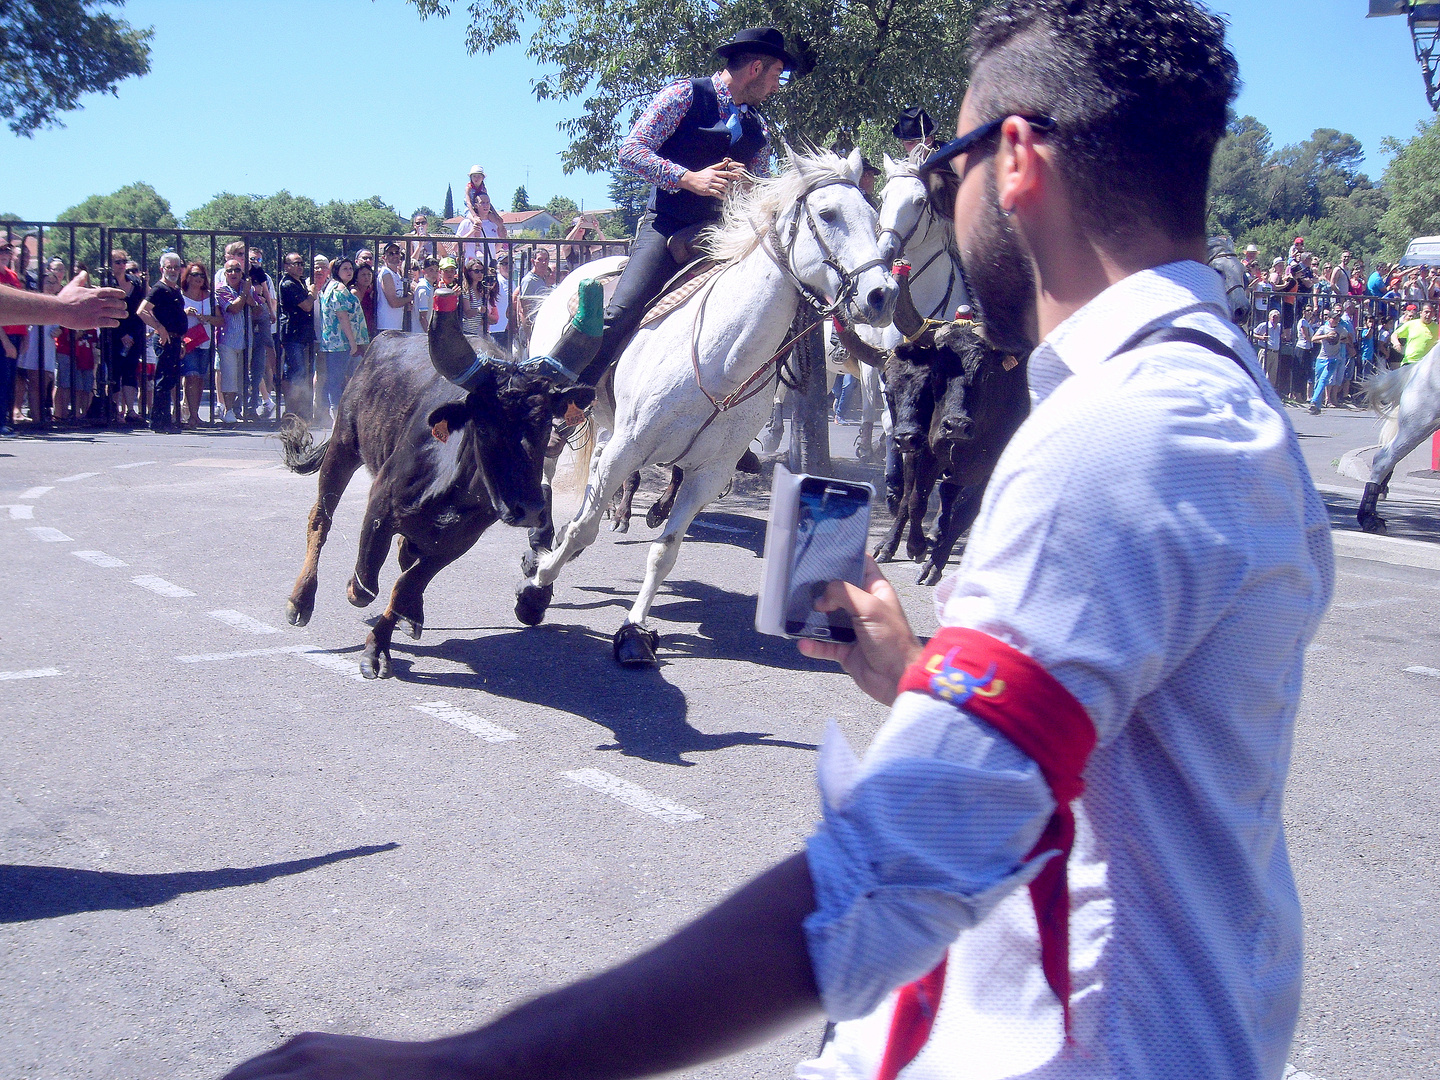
[{"left": 436, "top": 853, "right": 821, "bottom": 1080}]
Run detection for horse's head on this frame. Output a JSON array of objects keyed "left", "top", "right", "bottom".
[
  {"left": 876, "top": 152, "right": 932, "bottom": 267},
  {"left": 1208, "top": 236, "right": 1251, "bottom": 326},
  {"left": 785, "top": 148, "right": 898, "bottom": 327}
]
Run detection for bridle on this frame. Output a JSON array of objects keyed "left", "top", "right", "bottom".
[
  {"left": 753, "top": 175, "right": 889, "bottom": 319},
  {"left": 1208, "top": 242, "right": 1250, "bottom": 324},
  {"left": 877, "top": 174, "right": 960, "bottom": 321}
]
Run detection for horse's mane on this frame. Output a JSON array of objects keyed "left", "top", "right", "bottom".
[{"left": 702, "top": 147, "right": 857, "bottom": 264}]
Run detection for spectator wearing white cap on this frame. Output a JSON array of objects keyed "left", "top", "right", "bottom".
[
  {"left": 1241, "top": 243, "right": 1259, "bottom": 282},
  {"left": 457, "top": 165, "right": 508, "bottom": 262}
]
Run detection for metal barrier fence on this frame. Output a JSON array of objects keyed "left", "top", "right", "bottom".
[{"left": 0, "top": 221, "right": 629, "bottom": 431}]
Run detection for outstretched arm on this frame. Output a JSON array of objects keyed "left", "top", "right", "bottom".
[
  {"left": 0, "top": 271, "right": 126, "bottom": 330},
  {"left": 225, "top": 854, "right": 821, "bottom": 1080}
]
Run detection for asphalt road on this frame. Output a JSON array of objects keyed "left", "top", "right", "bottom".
[{"left": 1, "top": 411, "right": 1437, "bottom": 1080}]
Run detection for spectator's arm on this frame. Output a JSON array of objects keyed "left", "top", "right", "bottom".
[
  {"left": 380, "top": 271, "right": 404, "bottom": 309},
  {"left": 135, "top": 299, "right": 170, "bottom": 345},
  {"left": 0, "top": 273, "right": 126, "bottom": 330},
  {"left": 336, "top": 310, "right": 360, "bottom": 355}
]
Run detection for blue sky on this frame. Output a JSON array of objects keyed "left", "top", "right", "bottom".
[{"left": 0, "top": 0, "right": 1430, "bottom": 224}]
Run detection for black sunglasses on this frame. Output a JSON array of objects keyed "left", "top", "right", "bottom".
[{"left": 918, "top": 114, "right": 1055, "bottom": 221}]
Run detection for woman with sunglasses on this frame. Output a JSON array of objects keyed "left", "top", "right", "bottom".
[
  {"left": 318, "top": 257, "right": 368, "bottom": 423},
  {"left": 460, "top": 258, "right": 498, "bottom": 338},
  {"left": 351, "top": 262, "right": 378, "bottom": 340},
  {"left": 180, "top": 261, "right": 221, "bottom": 428}
]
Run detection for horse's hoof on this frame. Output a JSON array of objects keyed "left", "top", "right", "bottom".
[
  {"left": 612, "top": 517, "right": 630, "bottom": 533},
  {"left": 1359, "top": 513, "right": 1387, "bottom": 535},
  {"left": 285, "top": 600, "right": 310, "bottom": 627},
  {"left": 645, "top": 503, "right": 671, "bottom": 529},
  {"left": 347, "top": 576, "right": 377, "bottom": 608},
  {"left": 613, "top": 623, "right": 660, "bottom": 667},
  {"left": 398, "top": 615, "right": 423, "bottom": 640},
  {"left": 735, "top": 448, "right": 761, "bottom": 474},
  {"left": 515, "top": 582, "right": 553, "bottom": 626}
]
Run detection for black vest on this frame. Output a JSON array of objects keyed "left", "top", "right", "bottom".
[{"left": 648, "top": 78, "right": 768, "bottom": 235}]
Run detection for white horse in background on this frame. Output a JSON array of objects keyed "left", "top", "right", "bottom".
[
  {"left": 519, "top": 148, "right": 898, "bottom": 665},
  {"left": 1357, "top": 341, "right": 1440, "bottom": 533}
]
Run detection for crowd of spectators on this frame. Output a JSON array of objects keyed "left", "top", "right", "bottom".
[{"left": 1241, "top": 236, "right": 1436, "bottom": 412}]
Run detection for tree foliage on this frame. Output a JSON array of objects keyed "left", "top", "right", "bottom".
[
  {"left": 1, "top": 0, "right": 152, "bottom": 137},
  {"left": 61, "top": 182, "right": 177, "bottom": 231},
  {"left": 512, "top": 185, "right": 535, "bottom": 212},
  {"left": 444, "top": 184, "right": 455, "bottom": 219},
  {"left": 1379, "top": 118, "right": 1440, "bottom": 258},
  {"left": 409, "top": 0, "right": 986, "bottom": 173},
  {"left": 183, "top": 191, "right": 407, "bottom": 238},
  {"left": 544, "top": 194, "right": 579, "bottom": 234},
  {"left": 607, "top": 171, "right": 649, "bottom": 238}
]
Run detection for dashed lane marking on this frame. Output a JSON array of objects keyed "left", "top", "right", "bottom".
[
  {"left": 27, "top": 526, "right": 72, "bottom": 542},
  {"left": 56, "top": 472, "right": 99, "bottom": 483},
  {"left": 1405, "top": 665, "right": 1440, "bottom": 679},
  {"left": 3, "top": 505, "right": 34, "bottom": 519},
  {"left": 73, "top": 550, "right": 128, "bottom": 568},
  {"left": 411, "top": 701, "right": 518, "bottom": 743},
  {"left": 19, "top": 486, "right": 53, "bottom": 499},
  {"left": 111, "top": 461, "right": 157, "bottom": 470},
  {"left": 208, "top": 609, "right": 281, "bottom": 635},
  {"left": 294, "top": 649, "right": 366, "bottom": 680},
  {"left": 131, "top": 575, "right": 196, "bottom": 598},
  {"left": 0, "top": 667, "right": 61, "bottom": 681},
  {"left": 561, "top": 768, "right": 704, "bottom": 824},
  {"left": 177, "top": 645, "right": 308, "bottom": 663}
]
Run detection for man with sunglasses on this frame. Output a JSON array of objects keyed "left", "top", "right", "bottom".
[{"left": 225, "top": 4, "right": 1331, "bottom": 1079}]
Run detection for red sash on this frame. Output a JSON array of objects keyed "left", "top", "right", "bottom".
[{"left": 876, "top": 628, "right": 1096, "bottom": 1079}]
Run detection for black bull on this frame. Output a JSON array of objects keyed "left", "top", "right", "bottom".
[
  {"left": 279, "top": 324, "right": 592, "bottom": 679},
  {"left": 874, "top": 322, "right": 1030, "bottom": 585}
]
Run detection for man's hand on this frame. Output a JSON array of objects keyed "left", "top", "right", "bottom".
[
  {"left": 57, "top": 272, "right": 127, "bottom": 330},
  {"left": 222, "top": 1031, "right": 456, "bottom": 1080},
  {"left": 679, "top": 159, "right": 745, "bottom": 199},
  {"left": 798, "top": 555, "right": 923, "bottom": 705}
]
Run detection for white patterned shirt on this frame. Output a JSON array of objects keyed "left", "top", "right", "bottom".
[{"left": 801, "top": 261, "right": 1334, "bottom": 1080}]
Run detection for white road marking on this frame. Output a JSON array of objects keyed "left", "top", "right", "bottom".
[
  {"left": 73, "top": 550, "right": 128, "bottom": 568},
  {"left": 1405, "top": 665, "right": 1440, "bottom": 679},
  {"left": 27, "top": 526, "right": 72, "bottom": 542},
  {"left": 3, "top": 504, "right": 34, "bottom": 519},
  {"left": 561, "top": 768, "right": 703, "bottom": 824},
  {"left": 177, "top": 645, "right": 307, "bottom": 663},
  {"left": 411, "top": 701, "right": 518, "bottom": 743},
  {"left": 19, "top": 486, "right": 53, "bottom": 499},
  {"left": 1332, "top": 596, "right": 1414, "bottom": 611},
  {"left": 111, "top": 461, "right": 157, "bottom": 470},
  {"left": 295, "top": 649, "right": 365, "bottom": 679},
  {"left": 691, "top": 519, "right": 750, "bottom": 535},
  {"left": 131, "top": 575, "right": 196, "bottom": 598},
  {"left": 208, "top": 609, "right": 281, "bottom": 635},
  {"left": 0, "top": 667, "right": 61, "bottom": 681},
  {"left": 56, "top": 472, "right": 99, "bottom": 483}
]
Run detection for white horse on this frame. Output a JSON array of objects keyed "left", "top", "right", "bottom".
[
  {"left": 1357, "top": 341, "right": 1440, "bottom": 533},
  {"left": 518, "top": 148, "right": 898, "bottom": 665}
]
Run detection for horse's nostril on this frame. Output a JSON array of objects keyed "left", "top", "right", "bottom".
[{"left": 866, "top": 286, "right": 887, "bottom": 313}]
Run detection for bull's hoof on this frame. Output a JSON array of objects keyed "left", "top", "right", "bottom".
[
  {"left": 1359, "top": 512, "right": 1387, "bottom": 535},
  {"left": 285, "top": 599, "right": 311, "bottom": 627},
  {"left": 612, "top": 516, "right": 630, "bottom": 533},
  {"left": 905, "top": 543, "right": 928, "bottom": 563},
  {"left": 613, "top": 623, "right": 660, "bottom": 667},
  {"left": 645, "top": 502, "right": 672, "bottom": 529},
  {"left": 515, "top": 582, "right": 553, "bottom": 626},
  {"left": 873, "top": 543, "right": 896, "bottom": 564},
  {"left": 735, "top": 448, "right": 761, "bottom": 474},
  {"left": 360, "top": 642, "right": 392, "bottom": 680},
  {"left": 398, "top": 615, "right": 423, "bottom": 640},
  {"left": 347, "top": 576, "right": 377, "bottom": 608},
  {"left": 917, "top": 560, "right": 944, "bottom": 587}
]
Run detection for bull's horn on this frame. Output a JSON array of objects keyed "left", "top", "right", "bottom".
[
  {"left": 891, "top": 260, "right": 925, "bottom": 340},
  {"left": 428, "top": 288, "right": 487, "bottom": 391},
  {"left": 832, "top": 316, "right": 887, "bottom": 368},
  {"left": 539, "top": 279, "right": 605, "bottom": 382}
]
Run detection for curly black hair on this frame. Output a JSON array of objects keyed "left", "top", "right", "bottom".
[{"left": 967, "top": 0, "right": 1237, "bottom": 242}]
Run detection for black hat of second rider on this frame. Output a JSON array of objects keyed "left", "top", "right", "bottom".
[
  {"left": 892, "top": 107, "right": 936, "bottom": 141},
  {"left": 714, "top": 26, "right": 797, "bottom": 71}
]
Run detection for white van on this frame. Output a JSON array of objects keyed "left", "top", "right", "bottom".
[{"left": 1399, "top": 236, "right": 1440, "bottom": 266}]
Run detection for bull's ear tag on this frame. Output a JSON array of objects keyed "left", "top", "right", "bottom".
[
  {"left": 1003, "top": 355, "right": 1018, "bottom": 371},
  {"left": 564, "top": 402, "right": 586, "bottom": 426},
  {"left": 432, "top": 419, "right": 451, "bottom": 443}
]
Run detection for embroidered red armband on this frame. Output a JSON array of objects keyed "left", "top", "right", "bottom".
[{"left": 880, "top": 627, "right": 1096, "bottom": 1071}]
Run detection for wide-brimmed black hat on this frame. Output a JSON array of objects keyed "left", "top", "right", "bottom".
[
  {"left": 715, "top": 27, "right": 797, "bottom": 71},
  {"left": 892, "top": 107, "right": 936, "bottom": 141}
]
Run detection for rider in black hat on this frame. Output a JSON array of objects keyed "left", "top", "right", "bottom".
[
  {"left": 892, "top": 106, "right": 937, "bottom": 157},
  {"left": 576, "top": 26, "right": 796, "bottom": 384}
]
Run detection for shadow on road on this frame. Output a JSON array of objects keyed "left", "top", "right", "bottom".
[
  {"left": 0, "top": 842, "right": 398, "bottom": 923},
  {"left": 1320, "top": 489, "right": 1440, "bottom": 543}
]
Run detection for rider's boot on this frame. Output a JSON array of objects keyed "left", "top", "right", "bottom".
[
  {"left": 856, "top": 421, "right": 874, "bottom": 461},
  {"left": 758, "top": 401, "right": 785, "bottom": 454}
]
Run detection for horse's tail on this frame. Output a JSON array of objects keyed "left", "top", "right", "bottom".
[
  {"left": 568, "top": 415, "right": 596, "bottom": 496},
  {"left": 1360, "top": 364, "right": 1416, "bottom": 418},
  {"left": 278, "top": 412, "right": 329, "bottom": 475}
]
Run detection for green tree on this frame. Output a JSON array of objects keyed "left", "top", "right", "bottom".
[
  {"left": 409, "top": 0, "right": 987, "bottom": 172},
  {"left": 512, "top": 185, "right": 532, "bottom": 212},
  {"left": 1208, "top": 115, "right": 1273, "bottom": 240},
  {"left": 607, "top": 171, "right": 649, "bottom": 238},
  {"left": 1379, "top": 118, "right": 1440, "bottom": 259},
  {"left": 61, "top": 181, "right": 176, "bottom": 230},
  {"left": 444, "top": 184, "right": 455, "bottom": 219},
  {"left": 1, "top": 0, "right": 153, "bottom": 137},
  {"left": 544, "top": 194, "right": 579, "bottom": 233}
]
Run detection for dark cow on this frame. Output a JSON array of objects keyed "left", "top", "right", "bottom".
[
  {"left": 279, "top": 315, "right": 593, "bottom": 679},
  {"left": 874, "top": 321, "right": 1029, "bottom": 585}
]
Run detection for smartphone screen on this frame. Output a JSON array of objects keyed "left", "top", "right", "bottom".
[{"left": 784, "top": 478, "right": 871, "bottom": 642}]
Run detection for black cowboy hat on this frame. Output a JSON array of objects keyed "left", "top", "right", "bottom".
[
  {"left": 893, "top": 107, "right": 936, "bottom": 141},
  {"left": 714, "top": 26, "right": 797, "bottom": 71}
]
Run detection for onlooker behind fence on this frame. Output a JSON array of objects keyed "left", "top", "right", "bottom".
[
  {"left": 310, "top": 255, "right": 329, "bottom": 346},
  {"left": 214, "top": 259, "right": 249, "bottom": 423},
  {"left": 0, "top": 238, "right": 28, "bottom": 435},
  {"left": 318, "top": 256, "right": 369, "bottom": 423},
  {"left": 407, "top": 213, "right": 437, "bottom": 264},
  {"left": 1358, "top": 311, "right": 1389, "bottom": 382},
  {"left": 180, "top": 261, "right": 221, "bottom": 429},
  {"left": 1308, "top": 309, "right": 1353, "bottom": 415},
  {"left": 460, "top": 258, "right": 496, "bottom": 338},
  {"left": 352, "top": 262, "right": 377, "bottom": 338},
  {"left": 516, "top": 246, "right": 555, "bottom": 349},
  {"left": 279, "top": 252, "right": 315, "bottom": 418},
  {"left": 355, "top": 247, "right": 374, "bottom": 269},
  {"left": 136, "top": 251, "right": 189, "bottom": 433},
  {"left": 1331, "top": 252, "right": 1353, "bottom": 299},
  {"left": 1393, "top": 302, "right": 1437, "bottom": 366},
  {"left": 1241, "top": 243, "right": 1259, "bottom": 282},
  {"left": 1253, "top": 307, "right": 1283, "bottom": 390},
  {"left": 213, "top": 241, "right": 247, "bottom": 293},
  {"left": 456, "top": 165, "right": 508, "bottom": 261},
  {"left": 413, "top": 256, "right": 438, "bottom": 332},
  {"left": 17, "top": 260, "right": 63, "bottom": 428},
  {"left": 248, "top": 265, "right": 277, "bottom": 418},
  {"left": 438, "top": 256, "right": 460, "bottom": 292},
  {"left": 376, "top": 243, "right": 408, "bottom": 332},
  {"left": 1368, "top": 263, "right": 1387, "bottom": 296},
  {"left": 53, "top": 325, "right": 97, "bottom": 422},
  {"left": 489, "top": 250, "right": 514, "bottom": 352},
  {"left": 1294, "top": 303, "right": 1315, "bottom": 396}
]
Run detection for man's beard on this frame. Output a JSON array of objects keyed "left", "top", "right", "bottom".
[{"left": 959, "top": 170, "right": 1037, "bottom": 354}]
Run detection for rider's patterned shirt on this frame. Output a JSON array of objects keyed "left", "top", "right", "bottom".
[
  {"left": 799, "top": 261, "right": 1335, "bottom": 1080},
  {"left": 618, "top": 73, "right": 770, "bottom": 193}
]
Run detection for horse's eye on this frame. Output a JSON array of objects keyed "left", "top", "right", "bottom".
[{"left": 818, "top": 207, "right": 838, "bottom": 224}]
